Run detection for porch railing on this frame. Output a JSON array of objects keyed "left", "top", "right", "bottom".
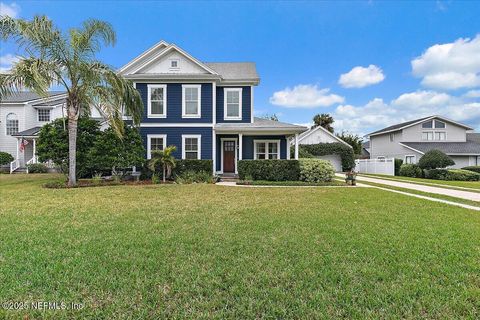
[
  {"left": 25, "top": 157, "right": 37, "bottom": 173},
  {"left": 10, "top": 159, "right": 20, "bottom": 174}
]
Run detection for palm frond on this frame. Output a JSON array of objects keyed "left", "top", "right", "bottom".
[{"left": 70, "top": 19, "right": 116, "bottom": 58}]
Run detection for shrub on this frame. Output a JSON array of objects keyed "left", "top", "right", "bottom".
[
  {"left": 27, "top": 163, "right": 48, "bottom": 173},
  {"left": 425, "top": 169, "right": 480, "bottom": 181},
  {"left": 299, "top": 159, "right": 335, "bottom": 182},
  {"left": 175, "top": 170, "right": 214, "bottom": 184},
  {"left": 394, "top": 158, "right": 403, "bottom": 176},
  {"left": 418, "top": 149, "right": 455, "bottom": 170},
  {"left": 174, "top": 159, "right": 213, "bottom": 175},
  {"left": 462, "top": 166, "right": 480, "bottom": 174},
  {"left": 399, "top": 164, "right": 423, "bottom": 178},
  {"left": 0, "top": 151, "right": 14, "bottom": 166},
  {"left": 300, "top": 143, "right": 355, "bottom": 171},
  {"left": 238, "top": 160, "right": 300, "bottom": 181}
]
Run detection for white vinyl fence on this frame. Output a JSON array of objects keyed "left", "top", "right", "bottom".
[{"left": 354, "top": 158, "right": 395, "bottom": 176}]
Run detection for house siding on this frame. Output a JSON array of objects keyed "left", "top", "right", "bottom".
[
  {"left": 140, "top": 127, "right": 213, "bottom": 160},
  {"left": 216, "top": 86, "right": 252, "bottom": 123},
  {"left": 136, "top": 83, "right": 213, "bottom": 123}
]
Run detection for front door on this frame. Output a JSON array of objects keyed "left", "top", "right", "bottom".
[{"left": 223, "top": 141, "right": 236, "bottom": 173}]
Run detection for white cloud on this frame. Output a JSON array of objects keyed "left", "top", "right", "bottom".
[
  {"left": 0, "top": 2, "right": 20, "bottom": 18},
  {"left": 338, "top": 65, "right": 385, "bottom": 88},
  {"left": 0, "top": 53, "right": 19, "bottom": 72},
  {"left": 412, "top": 35, "right": 480, "bottom": 90},
  {"left": 464, "top": 90, "right": 480, "bottom": 98},
  {"left": 332, "top": 90, "right": 480, "bottom": 136},
  {"left": 269, "top": 84, "right": 344, "bottom": 108}
]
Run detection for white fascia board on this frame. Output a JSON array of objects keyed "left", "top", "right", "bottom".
[
  {"left": 298, "top": 125, "right": 352, "bottom": 148},
  {"left": 118, "top": 40, "right": 170, "bottom": 74}
]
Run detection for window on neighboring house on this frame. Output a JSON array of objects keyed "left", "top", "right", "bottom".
[
  {"left": 224, "top": 88, "right": 242, "bottom": 120},
  {"left": 435, "top": 132, "right": 446, "bottom": 141},
  {"left": 377, "top": 156, "right": 386, "bottom": 161},
  {"left": 37, "top": 109, "right": 50, "bottom": 122},
  {"left": 254, "top": 140, "right": 280, "bottom": 160},
  {"left": 389, "top": 133, "right": 395, "bottom": 142},
  {"left": 422, "top": 120, "right": 433, "bottom": 128},
  {"left": 147, "top": 134, "right": 166, "bottom": 159},
  {"left": 405, "top": 155, "right": 415, "bottom": 164},
  {"left": 434, "top": 120, "right": 446, "bottom": 128},
  {"left": 182, "top": 85, "right": 201, "bottom": 118},
  {"left": 148, "top": 85, "right": 167, "bottom": 118},
  {"left": 6, "top": 113, "right": 18, "bottom": 135},
  {"left": 182, "top": 135, "right": 201, "bottom": 159},
  {"left": 422, "top": 131, "right": 434, "bottom": 141}
]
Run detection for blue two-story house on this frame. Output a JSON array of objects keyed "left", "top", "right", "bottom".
[{"left": 118, "top": 40, "right": 307, "bottom": 175}]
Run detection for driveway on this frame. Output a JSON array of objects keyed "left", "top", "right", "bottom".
[{"left": 349, "top": 174, "right": 480, "bottom": 202}]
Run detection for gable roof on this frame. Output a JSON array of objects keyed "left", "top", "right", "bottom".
[
  {"left": 367, "top": 115, "right": 474, "bottom": 137},
  {"left": 297, "top": 125, "right": 352, "bottom": 148},
  {"left": 0, "top": 91, "right": 65, "bottom": 104}
]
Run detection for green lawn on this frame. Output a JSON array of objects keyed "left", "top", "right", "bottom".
[
  {"left": 360, "top": 173, "right": 480, "bottom": 191},
  {"left": 1, "top": 174, "right": 480, "bottom": 319}
]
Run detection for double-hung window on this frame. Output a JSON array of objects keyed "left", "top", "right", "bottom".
[
  {"left": 182, "top": 135, "right": 201, "bottom": 159},
  {"left": 147, "top": 134, "right": 166, "bottom": 159},
  {"left": 148, "top": 84, "right": 167, "bottom": 118},
  {"left": 38, "top": 109, "right": 51, "bottom": 122},
  {"left": 182, "top": 85, "right": 201, "bottom": 118},
  {"left": 254, "top": 140, "right": 280, "bottom": 159},
  {"left": 422, "top": 132, "right": 434, "bottom": 141},
  {"left": 435, "top": 132, "right": 446, "bottom": 141},
  {"left": 224, "top": 88, "right": 242, "bottom": 120},
  {"left": 6, "top": 113, "right": 18, "bottom": 135}
]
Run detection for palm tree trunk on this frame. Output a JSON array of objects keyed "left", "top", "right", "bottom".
[
  {"left": 67, "top": 116, "right": 78, "bottom": 187},
  {"left": 163, "top": 166, "right": 166, "bottom": 183}
]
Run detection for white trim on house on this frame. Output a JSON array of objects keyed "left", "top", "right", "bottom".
[
  {"left": 182, "top": 134, "right": 201, "bottom": 160},
  {"left": 220, "top": 138, "right": 238, "bottom": 174},
  {"left": 404, "top": 155, "right": 416, "bottom": 164},
  {"left": 140, "top": 123, "right": 213, "bottom": 127},
  {"left": 147, "top": 84, "right": 167, "bottom": 118},
  {"left": 296, "top": 125, "right": 352, "bottom": 148},
  {"left": 118, "top": 40, "right": 169, "bottom": 74},
  {"left": 224, "top": 88, "right": 242, "bottom": 120},
  {"left": 182, "top": 84, "right": 201, "bottom": 118},
  {"left": 250, "top": 86, "right": 254, "bottom": 123},
  {"left": 146, "top": 134, "right": 167, "bottom": 159},
  {"left": 253, "top": 139, "right": 281, "bottom": 160}
]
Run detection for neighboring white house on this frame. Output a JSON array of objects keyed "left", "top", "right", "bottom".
[
  {"left": 367, "top": 115, "right": 480, "bottom": 169},
  {"left": 290, "top": 125, "right": 352, "bottom": 172},
  {"left": 0, "top": 92, "right": 106, "bottom": 172}
]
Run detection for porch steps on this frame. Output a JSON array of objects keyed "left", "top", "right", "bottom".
[{"left": 219, "top": 174, "right": 240, "bottom": 183}]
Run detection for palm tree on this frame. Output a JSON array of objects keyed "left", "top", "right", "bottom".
[
  {"left": 312, "top": 113, "right": 335, "bottom": 133},
  {"left": 148, "top": 146, "right": 177, "bottom": 183},
  {"left": 0, "top": 16, "right": 143, "bottom": 186}
]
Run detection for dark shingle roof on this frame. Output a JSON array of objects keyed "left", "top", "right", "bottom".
[
  {"left": 467, "top": 133, "right": 480, "bottom": 143},
  {"left": 12, "top": 126, "right": 42, "bottom": 137},
  {"left": 368, "top": 117, "right": 431, "bottom": 135},
  {"left": 401, "top": 141, "right": 480, "bottom": 155},
  {"left": 33, "top": 98, "right": 66, "bottom": 106},
  {"left": 0, "top": 91, "right": 65, "bottom": 103},
  {"left": 362, "top": 141, "right": 370, "bottom": 149}
]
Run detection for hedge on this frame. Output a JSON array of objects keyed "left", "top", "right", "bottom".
[
  {"left": 238, "top": 160, "right": 300, "bottom": 181},
  {"left": 299, "top": 159, "right": 335, "bottom": 182},
  {"left": 399, "top": 164, "right": 423, "bottom": 178},
  {"left": 299, "top": 143, "right": 355, "bottom": 171},
  {"left": 462, "top": 166, "right": 480, "bottom": 174},
  {"left": 424, "top": 169, "right": 480, "bottom": 181},
  {"left": 27, "top": 163, "right": 48, "bottom": 173},
  {"left": 174, "top": 159, "right": 213, "bottom": 175}
]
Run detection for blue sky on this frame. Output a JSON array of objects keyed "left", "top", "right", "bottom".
[{"left": 1, "top": 1, "right": 479, "bottom": 135}]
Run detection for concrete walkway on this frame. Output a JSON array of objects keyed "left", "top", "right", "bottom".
[{"left": 342, "top": 174, "right": 480, "bottom": 202}]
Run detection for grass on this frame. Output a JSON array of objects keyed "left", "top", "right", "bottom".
[
  {"left": 360, "top": 173, "right": 480, "bottom": 192},
  {"left": 237, "top": 180, "right": 347, "bottom": 186},
  {"left": 1, "top": 174, "right": 480, "bottom": 319}
]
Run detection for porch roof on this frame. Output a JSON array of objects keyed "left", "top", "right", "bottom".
[
  {"left": 215, "top": 117, "right": 307, "bottom": 134},
  {"left": 12, "top": 126, "right": 42, "bottom": 137}
]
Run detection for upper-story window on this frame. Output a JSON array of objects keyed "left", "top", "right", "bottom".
[
  {"left": 422, "top": 119, "right": 446, "bottom": 129},
  {"left": 224, "top": 88, "right": 242, "bottom": 120},
  {"left": 422, "top": 132, "right": 434, "bottom": 141},
  {"left": 389, "top": 133, "right": 395, "bottom": 142},
  {"left": 182, "top": 85, "right": 201, "bottom": 118},
  {"left": 38, "top": 109, "right": 51, "bottom": 122},
  {"left": 434, "top": 120, "right": 446, "bottom": 128},
  {"left": 147, "top": 84, "right": 167, "bottom": 118},
  {"left": 435, "top": 132, "right": 446, "bottom": 141},
  {"left": 6, "top": 113, "right": 18, "bottom": 135},
  {"left": 422, "top": 120, "right": 433, "bottom": 129}
]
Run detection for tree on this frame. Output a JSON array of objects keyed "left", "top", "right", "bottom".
[
  {"left": 37, "top": 117, "right": 101, "bottom": 178},
  {"left": 336, "top": 131, "right": 363, "bottom": 155},
  {"left": 312, "top": 113, "right": 334, "bottom": 133},
  {"left": 148, "top": 146, "right": 177, "bottom": 183},
  {"left": 418, "top": 149, "right": 455, "bottom": 170},
  {"left": 0, "top": 151, "right": 14, "bottom": 166},
  {"left": 0, "top": 16, "right": 143, "bottom": 186},
  {"left": 88, "top": 125, "right": 145, "bottom": 176}
]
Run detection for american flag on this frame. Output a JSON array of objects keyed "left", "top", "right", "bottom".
[{"left": 19, "top": 138, "right": 29, "bottom": 152}]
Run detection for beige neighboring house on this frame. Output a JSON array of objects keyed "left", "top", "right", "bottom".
[
  {"left": 367, "top": 115, "right": 480, "bottom": 169},
  {"left": 291, "top": 125, "right": 352, "bottom": 172}
]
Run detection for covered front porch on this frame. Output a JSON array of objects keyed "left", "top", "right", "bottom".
[
  {"left": 214, "top": 118, "right": 307, "bottom": 174},
  {"left": 10, "top": 127, "right": 42, "bottom": 173}
]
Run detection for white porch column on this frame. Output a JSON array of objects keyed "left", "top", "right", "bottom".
[
  {"left": 16, "top": 138, "right": 19, "bottom": 160},
  {"left": 239, "top": 133, "right": 243, "bottom": 161},
  {"left": 212, "top": 129, "right": 216, "bottom": 174},
  {"left": 294, "top": 133, "right": 299, "bottom": 160},
  {"left": 33, "top": 139, "right": 37, "bottom": 163},
  {"left": 286, "top": 136, "right": 291, "bottom": 160}
]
